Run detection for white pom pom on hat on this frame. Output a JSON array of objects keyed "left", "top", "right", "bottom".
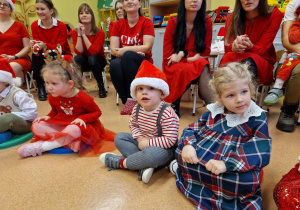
[
  {"left": 0, "top": 58, "right": 22, "bottom": 86},
  {"left": 130, "top": 60, "right": 169, "bottom": 100}
]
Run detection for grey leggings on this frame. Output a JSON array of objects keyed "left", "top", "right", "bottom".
[
  {"left": 0, "top": 113, "right": 32, "bottom": 134},
  {"left": 115, "top": 132, "right": 174, "bottom": 170}
]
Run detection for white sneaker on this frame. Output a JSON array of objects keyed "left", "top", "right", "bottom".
[
  {"left": 140, "top": 168, "right": 154, "bottom": 183},
  {"left": 169, "top": 160, "right": 178, "bottom": 175}
]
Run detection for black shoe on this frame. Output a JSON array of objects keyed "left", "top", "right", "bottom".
[
  {"left": 276, "top": 102, "right": 298, "bottom": 132},
  {"left": 98, "top": 83, "right": 107, "bottom": 98},
  {"left": 37, "top": 84, "right": 47, "bottom": 101}
]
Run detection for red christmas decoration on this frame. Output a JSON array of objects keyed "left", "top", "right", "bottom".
[{"left": 274, "top": 163, "right": 300, "bottom": 209}]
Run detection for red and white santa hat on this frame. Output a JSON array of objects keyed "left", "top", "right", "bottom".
[
  {"left": 0, "top": 58, "right": 22, "bottom": 86},
  {"left": 5, "top": 0, "right": 15, "bottom": 11},
  {"left": 130, "top": 60, "right": 169, "bottom": 100}
]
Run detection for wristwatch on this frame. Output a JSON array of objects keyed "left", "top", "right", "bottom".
[
  {"left": 183, "top": 50, "right": 189, "bottom": 58},
  {"left": 14, "top": 55, "right": 19, "bottom": 60}
]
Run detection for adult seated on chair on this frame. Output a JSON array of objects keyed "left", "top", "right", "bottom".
[
  {"left": 275, "top": 0, "right": 300, "bottom": 132},
  {"left": 162, "top": 0, "right": 215, "bottom": 117},
  {"left": 219, "top": 0, "right": 283, "bottom": 85},
  {"left": 0, "top": 0, "right": 31, "bottom": 83},
  {"left": 30, "top": 0, "right": 71, "bottom": 101},
  {"left": 109, "top": 0, "right": 155, "bottom": 107},
  {"left": 71, "top": 3, "right": 107, "bottom": 98},
  {"left": 108, "top": 0, "right": 124, "bottom": 61}
]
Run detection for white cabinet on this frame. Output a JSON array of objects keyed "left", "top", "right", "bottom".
[{"left": 152, "top": 28, "right": 165, "bottom": 70}]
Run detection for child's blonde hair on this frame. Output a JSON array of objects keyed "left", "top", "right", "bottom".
[
  {"left": 209, "top": 62, "right": 256, "bottom": 100},
  {"left": 41, "top": 61, "right": 85, "bottom": 90}
]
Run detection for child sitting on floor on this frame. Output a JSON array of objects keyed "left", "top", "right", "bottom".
[
  {"left": 264, "top": 6, "right": 300, "bottom": 104},
  {"left": 100, "top": 60, "right": 179, "bottom": 183},
  {"left": 0, "top": 58, "right": 37, "bottom": 137},
  {"left": 17, "top": 55, "right": 115, "bottom": 158},
  {"left": 171, "top": 62, "right": 271, "bottom": 209}
]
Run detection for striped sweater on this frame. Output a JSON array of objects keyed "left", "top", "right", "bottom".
[{"left": 129, "top": 101, "right": 179, "bottom": 149}]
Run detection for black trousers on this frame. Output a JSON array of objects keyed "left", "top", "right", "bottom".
[
  {"left": 31, "top": 52, "right": 49, "bottom": 84},
  {"left": 74, "top": 55, "right": 107, "bottom": 84},
  {"left": 109, "top": 51, "right": 150, "bottom": 104}
]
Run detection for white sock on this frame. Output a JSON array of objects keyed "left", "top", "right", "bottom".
[
  {"left": 273, "top": 78, "right": 285, "bottom": 89},
  {"left": 41, "top": 141, "right": 63, "bottom": 151}
]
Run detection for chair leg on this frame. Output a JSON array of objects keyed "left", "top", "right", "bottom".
[
  {"left": 25, "top": 73, "right": 30, "bottom": 93},
  {"left": 193, "top": 84, "right": 197, "bottom": 116},
  {"left": 191, "top": 84, "right": 195, "bottom": 96},
  {"left": 116, "top": 93, "right": 119, "bottom": 106},
  {"left": 297, "top": 106, "right": 300, "bottom": 125},
  {"left": 102, "top": 71, "right": 108, "bottom": 92}
]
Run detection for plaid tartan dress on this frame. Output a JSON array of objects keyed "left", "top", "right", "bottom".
[{"left": 175, "top": 103, "right": 271, "bottom": 210}]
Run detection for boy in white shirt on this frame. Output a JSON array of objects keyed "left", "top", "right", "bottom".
[{"left": 0, "top": 58, "right": 37, "bottom": 137}]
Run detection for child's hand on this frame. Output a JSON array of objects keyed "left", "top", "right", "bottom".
[
  {"left": 205, "top": 159, "right": 227, "bottom": 175},
  {"left": 71, "top": 118, "right": 86, "bottom": 129},
  {"left": 33, "top": 116, "right": 50, "bottom": 123},
  {"left": 137, "top": 137, "right": 149, "bottom": 150},
  {"left": 181, "top": 145, "right": 198, "bottom": 164}
]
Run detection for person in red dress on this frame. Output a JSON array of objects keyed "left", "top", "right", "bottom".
[
  {"left": 30, "top": 0, "right": 71, "bottom": 101},
  {"left": 219, "top": 0, "right": 283, "bottom": 85},
  {"left": 108, "top": 0, "right": 124, "bottom": 39},
  {"left": 163, "top": 0, "right": 214, "bottom": 117},
  {"left": 0, "top": 0, "right": 31, "bottom": 83},
  {"left": 109, "top": 0, "right": 155, "bottom": 113},
  {"left": 17, "top": 56, "right": 116, "bottom": 158},
  {"left": 71, "top": 3, "right": 107, "bottom": 98}
]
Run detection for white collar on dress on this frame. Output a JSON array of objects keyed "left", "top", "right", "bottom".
[
  {"left": 38, "top": 17, "right": 58, "bottom": 29},
  {"left": 0, "top": 86, "right": 11, "bottom": 98},
  {"left": 206, "top": 101, "right": 265, "bottom": 127}
]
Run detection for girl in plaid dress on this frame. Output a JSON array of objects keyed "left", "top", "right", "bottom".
[{"left": 171, "top": 62, "right": 271, "bottom": 209}]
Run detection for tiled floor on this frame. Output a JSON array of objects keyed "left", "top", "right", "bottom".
[{"left": 1, "top": 77, "right": 299, "bottom": 209}]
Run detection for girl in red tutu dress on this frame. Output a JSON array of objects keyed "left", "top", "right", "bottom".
[{"left": 18, "top": 56, "right": 115, "bottom": 158}]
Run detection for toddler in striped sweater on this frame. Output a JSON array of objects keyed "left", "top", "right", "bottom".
[{"left": 100, "top": 60, "right": 179, "bottom": 183}]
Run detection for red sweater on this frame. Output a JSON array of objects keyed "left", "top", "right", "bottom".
[
  {"left": 31, "top": 20, "right": 71, "bottom": 55},
  {"left": 71, "top": 29, "right": 106, "bottom": 59},
  {"left": 220, "top": 7, "right": 283, "bottom": 84}
]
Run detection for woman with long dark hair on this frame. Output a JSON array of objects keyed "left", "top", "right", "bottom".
[
  {"left": 163, "top": 0, "right": 214, "bottom": 117},
  {"left": 109, "top": 0, "right": 155, "bottom": 114},
  {"left": 219, "top": 0, "right": 283, "bottom": 84},
  {"left": 71, "top": 3, "right": 107, "bottom": 98},
  {"left": 30, "top": 0, "right": 71, "bottom": 101}
]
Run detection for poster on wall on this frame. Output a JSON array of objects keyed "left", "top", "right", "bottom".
[{"left": 98, "top": 0, "right": 117, "bottom": 9}]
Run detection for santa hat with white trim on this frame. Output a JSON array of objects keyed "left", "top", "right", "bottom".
[
  {"left": 0, "top": 58, "right": 22, "bottom": 86},
  {"left": 130, "top": 60, "right": 169, "bottom": 100},
  {"left": 5, "top": 0, "right": 15, "bottom": 11}
]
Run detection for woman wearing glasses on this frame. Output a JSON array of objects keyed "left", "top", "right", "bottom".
[{"left": 0, "top": 0, "right": 31, "bottom": 82}]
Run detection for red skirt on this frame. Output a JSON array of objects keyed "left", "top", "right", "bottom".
[
  {"left": 219, "top": 52, "right": 274, "bottom": 84},
  {"left": 163, "top": 58, "right": 209, "bottom": 103},
  {"left": 31, "top": 119, "right": 116, "bottom": 157}
]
